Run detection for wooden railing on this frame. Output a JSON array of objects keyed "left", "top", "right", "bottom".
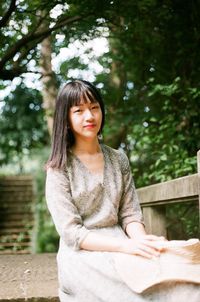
[{"left": 137, "top": 150, "right": 200, "bottom": 237}]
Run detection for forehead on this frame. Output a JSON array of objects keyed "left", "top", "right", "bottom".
[
  {"left": 76, "top": 99, "right": 98, "bottom": 105},
  {"left": 71, "top": 95, "right": 98, "bottom": 107}
]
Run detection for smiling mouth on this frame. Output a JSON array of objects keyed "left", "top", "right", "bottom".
[{"left": 84, "top": 124, "right": 96, "bottom": 129}]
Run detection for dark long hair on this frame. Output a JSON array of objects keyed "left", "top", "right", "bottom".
[{"left": 47, "top": 80, "right": 105, "bottom": 170}]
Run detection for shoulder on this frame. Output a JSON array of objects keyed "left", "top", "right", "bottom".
[
  {"left": 46, "top": 167, "right": 69, "bottom": 183},
  {"left": 102, "top": 144, "right": 130, "bottom": 174}
]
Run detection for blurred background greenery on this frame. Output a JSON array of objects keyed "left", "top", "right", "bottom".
[{"left": 0, "top": 0, "right": 199, "bottom": 252}]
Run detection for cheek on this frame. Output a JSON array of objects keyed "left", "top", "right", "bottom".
[
  {"left": 96, "top": 111, "right": 103, "bottom": 132},
  {"left": 98, "top": 111, "right": 103, "bottom": 124},
  {"left": 69, "top": 115, "right": 82, "bottom": 132}
]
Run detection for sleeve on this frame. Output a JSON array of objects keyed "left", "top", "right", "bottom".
[
  {"left": 45, "top": 167, "right": 90, "bottom": 250},
  {"left": 118, "top": 151, "right": 145, "bottom": 232}
]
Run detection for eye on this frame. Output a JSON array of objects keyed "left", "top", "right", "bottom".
[
  {"left": 91, "top": 104, "right": 99, "bottom": 110},
  {"left": 74, "top": 108, "right": 82, "bottom": 113}
]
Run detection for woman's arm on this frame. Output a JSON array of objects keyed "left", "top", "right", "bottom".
[
  {"left": 116, "top": 151, "right": 165, "bottom": 257},
  {"left": 80, "top": 223, "right": 164, "bottom": 259},
  {"left": 125, "top": 221, "right": 166, "bottom": 257},
  {"left": 46, "top": 168, "right": 90, "bottom": 250},
  {"left": 126, "top": 221, "right": 166, "bottom": 240},
  {"left": 126, "top": 221, "right": 146, "bottom": 238},
  {"left": 46, "top": 167, "right": 164, "bottom": 258}
]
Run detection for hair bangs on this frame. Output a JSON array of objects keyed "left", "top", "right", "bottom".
[
  {"left": 66, "top": 88, "right": 83, "bottom": 108},
  {"left": 82, "top": 90, "right": 98, "bottom": 104},
  {"left": 67, "top": 88, "right": 98, "bottom": 109}
]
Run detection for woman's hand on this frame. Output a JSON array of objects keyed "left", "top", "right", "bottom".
[{"left": 120, "top": 234, "right": 166, "bottom": 259}]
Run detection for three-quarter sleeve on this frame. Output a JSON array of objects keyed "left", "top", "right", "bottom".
[
  {"left": 45, "top": 167, "right": 90, "bottom": 250},
  {"left": 118, "top": 151, "right": 144, "bottom": 232}
]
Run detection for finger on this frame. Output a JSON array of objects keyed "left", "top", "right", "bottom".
[
  {"left": 134, "top": 249, "right": 153, "bottom": 259},
  {"left": 142, "top": 239, "right": 165, "bottom": 252},
  {"left": 159, "top": 236, "right": 168, "bottom": 241},
  {"left": 139, "top": 243, "right": 161, "bottom": 256}
]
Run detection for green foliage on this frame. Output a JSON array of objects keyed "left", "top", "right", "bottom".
[
  {"left": 166, "top": 202, "right": 199, "bottom": 240},
  {"left": 129, "top": 77, "right": 200, "bottom": 187},
  {"left": 0, "top": 84, "right": 49, "bottom": 171},
  {"left": 36, "top": 196, "right": 59, "bottom": 253},
  {"left": 31, "top": 147, "right": 59, "bottom": 253}
]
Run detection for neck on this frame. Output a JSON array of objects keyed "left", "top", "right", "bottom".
[{"left": 72, "top": 137, "right": 101, "bottom": 155}]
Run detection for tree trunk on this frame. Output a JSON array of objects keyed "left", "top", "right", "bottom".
[
  {"left": 109, "top": 20, "right": 127, "bottom": 105},
  {"left": 40, "top": 36, "right": 57, "bottom": 137},
  {"left": 104, "top": 19, "right": 128, "bottom": 149}
]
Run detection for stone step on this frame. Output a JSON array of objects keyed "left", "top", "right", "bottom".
[
  {"left": 0, "top": 203, "right": 32, "bottom": 213},
  {"left": 0, "top": 233, "right": 31, "bottom": 242},
  {"left": 0, "top": 249, "right": 30, "bottom": 255},
  {"left": 0, "top": 177, "right": 33, "bottom": 185},
  {"left": 0, "top": 227, "right": 31, "bottom": 235},
  {"left": 0, "top": 194, "right": 33, "bottom": 202},
  {"left": 0, "top": 197, "right": 33, "bottom": 204},
  {"left": 0, "top": 206, "right": 33, "bottom": 219},
  {"left": 0, "top": 213, "right": 33, "bottom": 219},
  {"left": 0, "top": 242, "right": 31, "bottom": 255},
  {"left": 0, "top": 242, "right": 31, "bottom": 247},
  {"left": 0, "top": 175, "right": 33, "bottom": 181},
  {"left": 0, "top": 220, "right": 34, "bottom": 228},
  {"left": 0, "top": 175, "right": 35, "bottom": 256},
  {"left": 0, "top": 199, "right": 33, "bottom": 204},
  {"left": 0, "top": 197, "right": 33, "bottom": 203},
  {"left": 0, "top": 241, "right": 30, "bottom": 246},
  {"left": 0, "top": 182, "right": 33, "bottom": 186}
]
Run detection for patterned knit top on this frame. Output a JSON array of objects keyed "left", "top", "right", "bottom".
[{"left": 45, "top": 144, "right": 144, "bottom": 250}]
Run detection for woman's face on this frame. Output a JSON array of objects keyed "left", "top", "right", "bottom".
[{"left": 68, "top": 100, "right": 102, "bottom": 142}]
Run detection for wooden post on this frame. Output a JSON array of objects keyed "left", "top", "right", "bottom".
[{"left": 142, "top": 206, "right": 167, "bottom": 237}]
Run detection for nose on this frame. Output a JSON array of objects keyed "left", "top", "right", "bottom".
[{"left": 84, "top": 108, "right": 94, "bottom": 120}]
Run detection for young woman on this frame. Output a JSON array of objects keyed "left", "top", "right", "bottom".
[{"left": 45, "top": 80, "right": 199, "bottom": 302}]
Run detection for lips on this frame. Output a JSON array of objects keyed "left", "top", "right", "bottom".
[{"left": 84, "top": 124, "right": 96, "bottom": 129}]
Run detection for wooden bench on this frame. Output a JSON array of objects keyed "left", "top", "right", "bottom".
[{"left": 137, "top": 150, "right": 200, "bottom": 237}]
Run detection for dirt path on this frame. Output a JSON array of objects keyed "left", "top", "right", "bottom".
[{"left": 0, "top": 253, "right": 58, "bottom": 301}]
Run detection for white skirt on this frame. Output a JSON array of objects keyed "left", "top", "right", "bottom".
[{"left": 57, "top": 226, "right": 200, "bottom": 302}]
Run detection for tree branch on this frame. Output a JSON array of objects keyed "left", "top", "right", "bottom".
[
  {"left": 0, "top": 14, "right": 83, "bottom": 73},
  {"left": 0, "top": 67, "right": 27, "bottom": 80},
  {"left": 0, "top": 0, "right": 17, "bottom": 28}
]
